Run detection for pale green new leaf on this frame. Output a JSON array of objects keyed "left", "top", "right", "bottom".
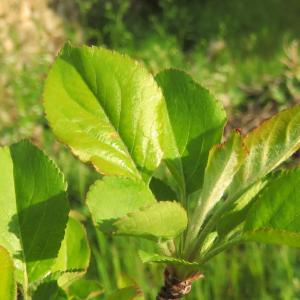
[
  {"left": 0, "top": 141, "right": 69, "bottom": 284},
  {"left": 87, "top": 177, "right": 156, "bottom": 232},
  {"left": 115, "top": 201, "right": 188, "bottom": 240},
  {"left": 243, "top": 169, "right": 300, "bottom": 247},
  {"left": 156, "top": 69, "right": 226, "bottom": 194},
  {"left": 0, "top": 246, "right": 16, "bottom": 300},
  {"left": 187, "top": 131, "right": 244, "bottom": 244},
  {"left": 229, "top": 105, "right": 300, "bottom": 197},
  {"left": 44, "top": 43, "right": 165, "bottom": 183},
  {"left": 139, "top": 250, "right": 199, "bottom": 267}
]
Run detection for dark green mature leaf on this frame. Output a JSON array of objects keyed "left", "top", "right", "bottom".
[
  {"left": 33, "top": 281, "right": 67, "bottom": 300},
  {"left": 186, "top": 131, "right": 244, "bottom": 246},
  {"left": 0, "top": 246, "right": 16, "bottom": 300},
  {"left": 229, "top": 105, "right": 300, "bottom": 197},
  {"left": 44, "top": 43, "right": 165, "bottom": 183},
  {"left": 115, "top": 201, "right": 188, "bottom": 240},
  {"left": 243, "top": 169, "right": 300, "bottom": 247},
  {"left": 87, "top": 177, "right": 156, "bottom": 232},
  {"left": 156, "top": 70, "right": 226, "bottom": 194},
  {"left": 0, "top": 141, "right": 69, "bottom": 285}
]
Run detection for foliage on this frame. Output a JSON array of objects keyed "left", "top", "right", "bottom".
[
  {"left": 0, "top": 140, "right": 90, "bottom": 299},
  {"left": 43, "top": 44, "right": 300, "bottom": 297}
]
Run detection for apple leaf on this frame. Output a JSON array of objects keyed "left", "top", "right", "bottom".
[
  {"left": 187, "top": 131, "right": 244, "bottom": 244},
  {"left": 0, "top": 141, "right": 69, "bottom": 285},
  {"left": 0, "top": 246, "right": 16, "bottom": 300},
  {"left": 115, "top": 201, "right": 188, "bottom": 240},
  {"left": 87, "top": 176, "right": 156, "bottom": 232},
  {"left": 229, "top": 105, "right": 300, "bottom": 197},
  {"left": 44, "top": 43, "right": 165, "bottom": 183},
  {"left": 156, "top": 69, "right": 226, "bottom": 195},
  {"left": 139, "top": 250, "right": 199, "bottom": 267},
  {"left": 243, "top": 169, "right": 300, "bottom": 247}
]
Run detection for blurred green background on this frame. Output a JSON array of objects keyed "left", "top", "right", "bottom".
[{"left": 1, "top": 0, "right": 300, "bottom": 299}]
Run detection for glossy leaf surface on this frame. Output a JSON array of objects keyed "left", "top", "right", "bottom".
[{"left": 44, "top": 43, "right": 165, "bottom": 183}]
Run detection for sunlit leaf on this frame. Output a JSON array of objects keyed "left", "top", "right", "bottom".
[
  {"left": 87, "top": 177, "right": 156, "bottom": 232},
  {"left": 0, "top": 246, "right": 16, "bottom": 300},
  {"left": 115, "top": 201, "right": 188, "bottom": 240},
  {"left": 229, "top": 105, "right": 300, "bottom": 197},
  {"left": 44, "top": 43, "right": 165, "bottom": 183}
]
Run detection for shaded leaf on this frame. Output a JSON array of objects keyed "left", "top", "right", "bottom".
[
  {"left": 156, "top": 69, "right": 226, "bottom": 195},
  {"left": 0, "top": 141, "right": 69, "bottom": 284},
  {"left": 243, "top": 169, "right": 300, "bottom": 247},
  {"left": 44, "top": 43, "right": 165, "bottom": 183},
  {"left": 115, "top": 201, "right": 188, "bottom": 240},
  {"left": 52, "top": 217, "right": 90, "bottom": 272},
  {"left": 0, "top": 246, "right": 16, "bottom": 300},
  {"left": 217, "top": 180, "right": 267, "bottom": 237},
  {"left": 32, "top": 281, "right": 67, "bottom": 300}
]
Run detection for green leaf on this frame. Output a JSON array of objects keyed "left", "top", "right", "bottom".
[
  {"left": 156, "top": 69, "right": 226, "bottom": 194},
  {"left": 44, "top": 43, "right": 165, "bottom": 183},
  {"left": 68, "top": 278, "right": 103, "bottom": 300},
  {"left": 52, "top": 217, "right": 90, "bottom": 278},
  {"left": 0, "top": 141, "right": 69, "bottom": 285},
  {"left": 229, "top": 105, "right": 300, "bottom": 197},
  {"left": 0, "top": 246, "right": 16, "bottom": 300},
  {"left": 187, "top": 131, "right": 244, "bottom": 244},
  {"left": 139, "top": 250, "right": 199, "bottom": 267},
  {"left": 243, "top": 169, "right": 300, "bottom": 247},
  {"left": 33, "top": 281, "right": 67, "bottom": 300},
  {"left": 87, "top": 177, "right": 156, "bottom": 232},
  {"left": 115, "top": 201, "right": 188, "bottom": 240},
  {"left": 105, "top": 287, "right": 144, "bottom": 300},
  {"left": 217, "top": 180, "right": 267, "bottom": 237}
]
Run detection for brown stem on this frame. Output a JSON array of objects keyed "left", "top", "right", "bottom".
[{"left": 156, "top": 267, "right": 203, "bottom": 300}]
